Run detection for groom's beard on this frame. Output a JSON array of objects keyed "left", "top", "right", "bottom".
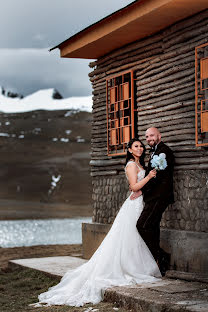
[
  {"left": 148, "top": 142, "right": 157, "bottom": 148},
  {"left": 148, "top": 138, "right": 160, "bottom": 148}
]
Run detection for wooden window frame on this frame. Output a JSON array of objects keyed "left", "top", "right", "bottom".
[
  {"left": 106, "top": 70, "right": 135, "bottom": 156},
  {"left": 195, "top": 42, "right": 208, "bottom": 147}
]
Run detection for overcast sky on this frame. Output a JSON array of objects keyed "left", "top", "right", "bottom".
[{"left": 0, "top": 0, "right": 133, "bottom": 98}]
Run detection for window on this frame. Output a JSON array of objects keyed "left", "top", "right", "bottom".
[
  {"left": 195, "top": 42, "right": 208, "bottom": 146},
  {"left": 106, "top": 70, "right": 137, "bottom": 156}
]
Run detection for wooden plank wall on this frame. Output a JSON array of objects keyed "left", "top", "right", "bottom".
[{"left": 89, "top": 9, "right": 208, "bottom": 177}]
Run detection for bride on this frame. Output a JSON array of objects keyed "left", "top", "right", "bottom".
[{"left": 37, "top": 138, "right": 162, "bottom": 307}]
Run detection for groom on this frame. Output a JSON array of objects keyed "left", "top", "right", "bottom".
[{"left": 136, "top": 127, "right": 174, "bottom": 275}]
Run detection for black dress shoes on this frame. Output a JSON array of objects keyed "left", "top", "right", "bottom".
[{"left": 158, "top": 249, "right": 170, "bottom": 277}]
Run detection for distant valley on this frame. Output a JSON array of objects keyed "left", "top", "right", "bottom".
[{"left": 0, "top": 88, "right": 92, "bottom": 219}]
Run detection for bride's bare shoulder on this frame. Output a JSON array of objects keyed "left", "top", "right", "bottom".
[{"left": 125, "top": 161, "right": 138, "bottom": 171}]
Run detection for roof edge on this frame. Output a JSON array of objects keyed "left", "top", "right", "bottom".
[{"left": 49, "top": 1, "right": 138, "bottom": 52}]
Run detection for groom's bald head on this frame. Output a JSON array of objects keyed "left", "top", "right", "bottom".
[{"left": 145, "top": 127, "right": 161, "bottom": 147}]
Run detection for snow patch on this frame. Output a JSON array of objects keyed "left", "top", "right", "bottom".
[
  {"left": 60, "top": 138, "right": 69, "bottom": 143},
  {"left": 48, "top": 174, "right": 61, "bottom": 195},
  {"left": 76, "top": 136, "right": 85, "bottom": 143},
  {"left": 0, "top": 87, "right": 92, "bottom": 113},
  {"left": 33, "top": 128, "right": 41, "bottom": 134},
  {"left": 65, "top": 130, "right": 71, "bottom": 135},
  {"left": 64, "top": 111, "right": 76, "bottom": 117}
]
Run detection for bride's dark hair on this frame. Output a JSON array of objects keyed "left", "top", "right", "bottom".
[{"left": 126, "top": 138, "right": 146, "bottom": 167}]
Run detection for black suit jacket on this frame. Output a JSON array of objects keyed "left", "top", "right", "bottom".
[{"left": 142, "top": 141, "right": 174, "bottom": 203}]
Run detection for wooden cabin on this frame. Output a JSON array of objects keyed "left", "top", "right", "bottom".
[{"left": 51, "top": 0, "right": 208, "bottom": 275}]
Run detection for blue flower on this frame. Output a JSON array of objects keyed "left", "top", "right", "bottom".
[{"left": 151, "top": 153, "right": 167, "bottom": 170}]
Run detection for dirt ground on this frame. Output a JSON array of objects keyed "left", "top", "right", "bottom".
[
  {"left": 0, "top": 110, "right": 92, "bottom": 206},
  {"left": 0, "top": 199, "right": 92, "bottom": 220},
  {"left": 0, "top": 244, "right": 130, "bottom": 312},
  {"left": 0, "top": 244, "right": 83, "bottom": 270}
]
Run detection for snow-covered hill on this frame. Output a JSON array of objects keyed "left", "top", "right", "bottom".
[{"left": 0, "top": 87, "right": 92, "bottom": 113}]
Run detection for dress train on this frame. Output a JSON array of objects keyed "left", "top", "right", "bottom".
[{"left": 37, "top": 167, "right": 161, "bottom": 307}]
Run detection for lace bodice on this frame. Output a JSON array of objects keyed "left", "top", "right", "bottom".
[{"left": 125, "top": 161, "right": 145, "bottom": 182}]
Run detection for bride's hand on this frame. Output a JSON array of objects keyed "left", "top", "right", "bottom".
[
  {"left": 148, "top": 169, "right": 157, "bottom": 179},
  {"left": 130, "top": 190, "right": 142, "bottom": 200}
]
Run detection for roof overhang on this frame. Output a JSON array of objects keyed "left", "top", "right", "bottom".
[{"left": 51, "top": 0, "right": 208, "bottom": 59}]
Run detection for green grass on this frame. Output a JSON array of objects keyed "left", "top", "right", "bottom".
[{"left": 0, "top": 267, "right": 129, "bottom": 312}]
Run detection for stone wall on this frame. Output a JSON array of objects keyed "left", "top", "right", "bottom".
[
  {"left": 92, "top": 174, "right": 128, "bottom": 224},
  {"left": 92, "top": 169, "right": 208, "bottom": 235},
  {"left": 162, "top": 170, "right": 208, "bottom": 233}
]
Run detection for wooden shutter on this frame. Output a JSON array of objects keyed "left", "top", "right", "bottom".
[
  {"left": 195, "top": 42, "right": 208, "bottom": 146},
  {"left": 106, "top": 70, "right": 135, "bottom": 156}
]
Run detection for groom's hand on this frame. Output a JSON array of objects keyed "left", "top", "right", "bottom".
[{"left": 130, "top": 190, "right": 142, "bottom": 200}]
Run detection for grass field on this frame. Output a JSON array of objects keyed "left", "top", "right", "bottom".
[
  {"left": 0, "top": 266, "right": 129, "bottom": 312},
  {"left": 0, "top": 245, "right": 130, "bottom": 312}
]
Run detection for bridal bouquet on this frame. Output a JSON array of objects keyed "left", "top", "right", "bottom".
[{"left": 151, "top": 153, "right": 167, "bottom": 170}]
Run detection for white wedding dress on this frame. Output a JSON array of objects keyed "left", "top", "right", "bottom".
[{"left": 37, "top": 162, "right": 161, "bottom": 307}]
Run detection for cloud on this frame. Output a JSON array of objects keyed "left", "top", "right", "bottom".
[
  {"left": 0, "top": 0, "right": 133, "bottom": 49},
  {"left": 0, "top": 1, "right": 133, "bottom": 96},
  {"left": 33, "top": 34, "right": 46, "bottom": 43},
  {"left": 0, "top": 48, "right": 91, "bottom": 97}
]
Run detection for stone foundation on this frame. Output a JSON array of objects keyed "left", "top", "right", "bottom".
[
  {"left": 92, "top": 174, "right": 128, "bottom": 224},
  {"left": 82, "top": 222, "right": 111, "bottom": 259},
  {"left": 88, "top": 169, "right": 208, "bottom": 273},
  {"left": 82, "top": 223, "right": 208, "bottom": 274},
  {"left": 160, "top": 228, "right": 208, "bottom": 274},
  {"left": 162, "top": 170, "right": 208, "bottom": 233},
  {"left": 92, "top": 170, "right": 208, "bottom": 233}
]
